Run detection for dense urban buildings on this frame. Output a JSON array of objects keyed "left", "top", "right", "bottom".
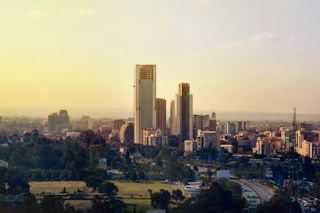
[{"left": 134, "top": 64, "right": 156, "bottom": 144}]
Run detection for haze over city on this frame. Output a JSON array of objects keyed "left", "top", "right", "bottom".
[{"left": 1, "top": 0, "right": 320, "bottom": 117}]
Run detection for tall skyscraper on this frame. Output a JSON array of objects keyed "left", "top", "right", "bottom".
[
  {"left": 156, "top": 98, "right": 166, "bottom": 135},
  {"left": 172, "top": 82, "right": 193, "bottom": 141},
  {"left": 134, "top": 64, "right": 156, "bottom": 144},
  {"left": 169, "top": 100, "right": 176, "bottom": 135}
]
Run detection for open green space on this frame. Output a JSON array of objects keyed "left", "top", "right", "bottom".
[
  {"left": 29, "top": 181, "right": 87, "bottom": 195},
  {"left": 29, "top": 180, "right": 187, "bottom": 211},
  {"left": 112, "top": 181, "right": 187, "bottom": 212},
  {"left": 111, "top": 181, "right": 186, "bottom": 198}
]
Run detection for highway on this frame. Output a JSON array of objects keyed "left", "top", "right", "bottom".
[
  {"left": 241, "top": 184, "right": 261, "bottom": 209},
  {"left": 241, "top": 179, "right": 274, "bottom": 203}
]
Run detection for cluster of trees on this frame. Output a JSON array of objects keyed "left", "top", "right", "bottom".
[
  {"left": 256, "top": 188, "right": 302, "bottom": 213},
  {"left": 0, "top": 194, "right": 79, "bottom": 213},
  {"left": 175, "top": 180, "right": 246, "bottom": 213},
  {"left": 0, "top": 130, "right": 197, "bottom": 195},
  {"left": 310, "top": 172, "right": 320, "bottom": 198},
  {"left": 88, "top": 181, "right": 126, "bottom": 213},
  {"left": 0, "top": 137, "right": 92, "bottom": 181},
  {"left": 147, "top": 180, "right": 246, "bottom": 213},
  {"left": 0, "top": 130, "right": 194, "bottom": 183},
  {"left": 0, "top": 181, "right": 125, "bottom": 213},
  {"left": 0, "top": 167, "right": 29, "bottom": 194},
  {"left": 148, "top": 189, "right": 185, "bottom": 211}
]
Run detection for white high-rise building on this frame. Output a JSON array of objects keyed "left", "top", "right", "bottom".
[{"left": 134, "top": 64, "right": 156, "bottom": 144}]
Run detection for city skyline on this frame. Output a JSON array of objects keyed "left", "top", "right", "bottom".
[{"left": 1, "top": 1, "right": 320, "bottom": 114}]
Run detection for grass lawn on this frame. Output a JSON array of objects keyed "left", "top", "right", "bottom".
[
  {"left": 112, "top": 181, "right": 187, "bottom": 211},
  {"left": 29, "top": 181, "right": 87, "bottom": 195},
  {"left": 29, "top": 180, "right": 187, "bottom": 211},
  {"left": 111, "top": 181, "right": 186, "bottom": 199}
]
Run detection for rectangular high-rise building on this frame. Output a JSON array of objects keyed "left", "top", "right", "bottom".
[
  {"left": 156, "top": 98, "right": 166, "bottom": 135},
  {"left": 134, "top": 64, "right": 156, "bottom": 144},
  {"left": 48, "top": 110, "right": 70, "bottom": 133},
  {"left": 169, "top": 100, "right": 176, "bottom": 135},
  {"left": 172, "top": 82, "right": 193, "bottom": 141}
]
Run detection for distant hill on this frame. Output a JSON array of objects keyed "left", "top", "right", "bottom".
[
  {"left": 0, "top": 107, "right": 319, "bottom": 121},
  {"left": 212, "top": 111, "right": 320, "bottom": 122}
]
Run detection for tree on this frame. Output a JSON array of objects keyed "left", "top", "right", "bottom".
[
  {"left": 88, "top": 198, "right": 113, "bottom": 213},
  {"left": 6, "top": 167, "right": 30, "bottom": 194},
  {"left": 0, "top": 167, "right": 7, "bottom": 193},
  {"left": 206, "top": 169, "right": 213, "bottom": 179},
  {"left": 90, "top": 182, "right": 125, "bottom": 213},
  {"left": 85, "top": 175, "right": 101, "bottom": 192},
  {"left": 16, "top": 193, "right": 39, "bottom": 213},
  {"left": 138, "top": 171, "right": 145, "bottom": 181},
  {"left": 310, "top": 172, "right": 320, "bottom": 197},
  {"left": 150, "top": 189, "right": 171, "bottom": 211},
  {"left": 38, "top": 195, "right": 77, "bottom": 213},
  {"left": 176, "top": 181, "right": 246, "bottom": 213},
  {"left": 172, "top": 189, "right": 185, "bottom": 204},
  {"left": 255, "top": 188, "right": 302, "bottom": 213},
  {"left": 100, "top": 181, "right": 118, "bottom": 198},
  {"left": 193, "top": 165, "right": 198, "bottom": 172}
]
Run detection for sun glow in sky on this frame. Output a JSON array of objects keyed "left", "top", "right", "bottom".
[{"left": 1, "top": 0, "right": 320, "bottom": 115}]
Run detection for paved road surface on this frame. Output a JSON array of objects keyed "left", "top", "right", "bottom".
[{"left": 241, "top": 179, "right": 274, "bottom": 203}]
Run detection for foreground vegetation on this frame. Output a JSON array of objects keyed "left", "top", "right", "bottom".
[
  {"left": 28, "top": 180, "right": 186, "bottom": 212},
  {"left": 1, "top": 129, "right": 320, "bottom": 212}
]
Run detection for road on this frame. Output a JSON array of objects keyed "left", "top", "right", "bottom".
[
  {"left": 241, "top": 179, "right": 274, "bottom": 203},
  {"left": 241, "top": 184, "right": 261, "bottom": 209}
]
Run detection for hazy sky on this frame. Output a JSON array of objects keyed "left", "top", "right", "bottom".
[{"left": 1, "top": 0, "right": 320, "bottom": 115}]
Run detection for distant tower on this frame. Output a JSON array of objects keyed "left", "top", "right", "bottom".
[
  {"left": 169, "top": 100, "right": 176, "bottom": 135},
  {"left": 209, "top": 110, "right": 217, "bottom": 131},
  {"left": 134, "top": 64, "right": 156, "bottom": 144},
  {"left": 173, "top": 82, "right": 193, "bottom": 141},
  {"left": 48, "top": 110, "right": 70, "bottom": 133},
  {"left": 156, "top": 98, "right": 166, "bottom": 135},
  {"left": 292, "top": 107, "right": 298, "bottom": 133},
  {"left": 289, "top": 107, "right": 298, "bottom": 150}
]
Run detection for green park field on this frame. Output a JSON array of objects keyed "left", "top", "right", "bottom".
[
  {"left": 29, "top": 181, "right": 187, "bottom": 211},
  {"left": 29, "top": 181, "right": 87, "bottom": 195},
  {"left": 112, "top": 181, "right": 187, "bottom": 211},
  {"left": 112, "top": 181, "right": 185, "bottom": 198}
]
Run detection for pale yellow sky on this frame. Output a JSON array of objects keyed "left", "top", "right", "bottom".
[{"left": 1, "top": 0, "right": 320, "bottom": 115}]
